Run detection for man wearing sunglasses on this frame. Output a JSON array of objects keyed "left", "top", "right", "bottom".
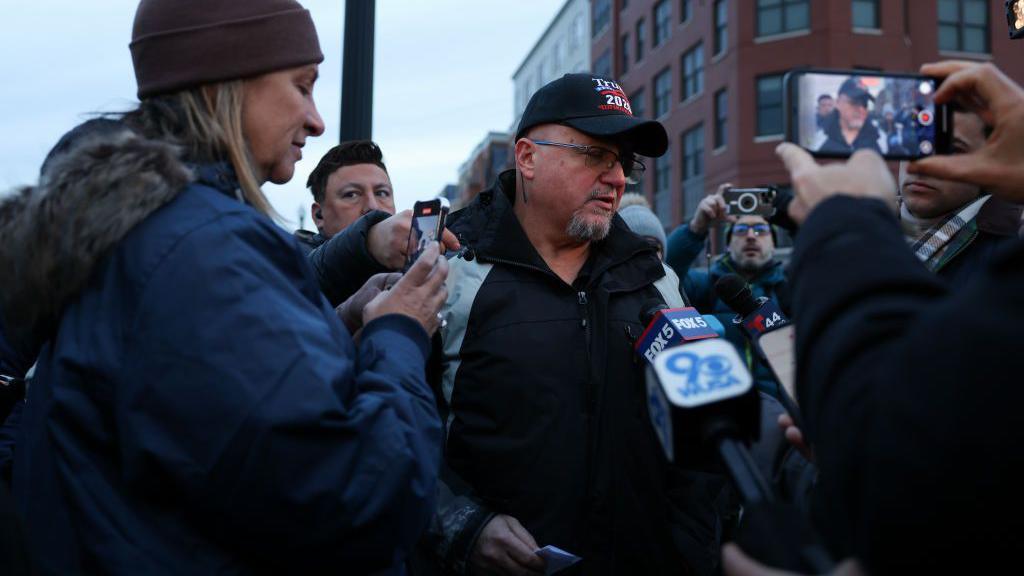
[{"left": 420, "top": 74, "right": 724, "bottom": 576}]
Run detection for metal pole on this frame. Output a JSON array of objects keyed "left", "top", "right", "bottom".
[{"left": 340, "top": 0, "right": 375, "bottom": 142}]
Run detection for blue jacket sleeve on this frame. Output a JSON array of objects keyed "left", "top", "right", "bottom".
[
  {"left": 116, "top": 215, "right": 441, "bottom": 573},
  {"left": 790, "top": 196, "right": 1024, "bottom": 572},
  {"left": 306, "top": 210, "right": 391, "bottom": 306},
  {"left": 665, "top": 223, "right": 707, "bottom": 277}
]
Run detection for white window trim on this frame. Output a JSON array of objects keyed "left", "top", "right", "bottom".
[
  {"left": 753, "top": 134, "right": 784, "bottom": 143},
  {"left": 754, "top": 29, "right": 811, "bottom": 44},
  {"left": 679, "top": 89, "right": 704, "bottom": 108},
  {"left": 938, "top": 49, "right": 992, "bottom": 60},
  {"left": 852, "top": 27, "right": 883, "bottom": 35}
]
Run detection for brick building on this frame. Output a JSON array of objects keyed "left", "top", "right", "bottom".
[{"left": 591, "top": 0, "right": 1024, "bottom": 230}]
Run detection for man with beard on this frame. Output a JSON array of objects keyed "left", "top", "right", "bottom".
[
  {"left": 814, "top": 77, "right": 888, "bottom": 155},
  {"left": 420, "top": 73, "right": 725, "bottom": 576},
  {"left": 666, "top": 184, "right": 789, "bottom": 397}
]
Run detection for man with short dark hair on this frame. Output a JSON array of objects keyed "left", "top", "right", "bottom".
[
  {"left": 814, "top": 77, "right": 887, "bottom": 155},
  {"left": 816, "top": 94, "right": 834, "bottom": 131},
  {"left": 294, "top": 141, "right": 457, "bottom": 306},
  {"left": 423, "top": 74, "right": 723, "bottom": 576},
  {"left": 299, "top": 140, "right": 396, "bottom": 246}
]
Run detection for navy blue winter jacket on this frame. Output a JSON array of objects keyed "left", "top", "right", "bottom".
[{"left": 2, "top": 129, "right": 441, "bottom": 574}]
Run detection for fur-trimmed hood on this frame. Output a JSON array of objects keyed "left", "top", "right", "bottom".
[{"left": 0, "top": 122, "right": 192, "bottom": 360}]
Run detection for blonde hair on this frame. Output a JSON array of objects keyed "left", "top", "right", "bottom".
[{"left": 124, "top": 81, "right": 279, "bottom": 219}]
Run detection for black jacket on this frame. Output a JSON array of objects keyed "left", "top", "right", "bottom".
[
  {"left": 816, "top": 110, "right": 885, "bottom": 155},
  {"left": 293, "top": 210, "right": 391, "bottom": 306},
  {"left": 422, "top": 171, "right": 725, "bottom": 575},
  {"left": 790, "top": 196, "right": 1024, "bottom": 573}
]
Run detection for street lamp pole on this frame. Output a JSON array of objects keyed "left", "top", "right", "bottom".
[{"left": 340, "top": 0, "right": 376, "bottom": 142}]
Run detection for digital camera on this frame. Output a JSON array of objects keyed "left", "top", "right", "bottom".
[{"left": 723, "top": 187, "right": 777, "bottom": 217}]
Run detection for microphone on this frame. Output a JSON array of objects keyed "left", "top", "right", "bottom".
[
  {"left": 634, "top": 302, "right": 724, "bottom": 364},
  {"left": 701, "top": 279, "right": 834, "bottom": 573},
  {"left": 713, "top": 274, "right": 801, "bottom": 423},
  {"left": 715, "top": 274, "right": 789, "bottom": 341},
  {"left": 635, "top": 303, "right": 767, "bottom": 504}
]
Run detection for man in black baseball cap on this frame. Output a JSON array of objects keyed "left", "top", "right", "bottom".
[
  {"left": 420, "top": 75, "right": 720, "bottom": 576},
  {"left": 815, "top": 75, "right": 888, "bottom": 155},
  {"left": 515, "top": 73, "right": 668, "bottom": 157}
]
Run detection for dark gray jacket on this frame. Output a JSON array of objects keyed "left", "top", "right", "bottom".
[{"left": 294, "top": 210, "right": 391, "bottom": 306}]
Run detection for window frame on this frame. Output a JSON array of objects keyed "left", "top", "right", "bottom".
[
  {"left": 756, "top": 0, "right": 810, "bottom": 38},
  {"left": 654, "top": 67, "right": 672, "bottom": 118},
  {"left": 714, "top": 88, "right": 728, "bottom": 150},
  {"left": 620, "top": 33, "right": 630, "bottom": 74},
  {"left": 592, "top": 0, "right": 611, "bottom": 38},
  {"left": 714, "top": 0, "right": 729, "bottom": 55},
  {"left": 852, "top": 0, "right": 880, "bottom": 30},
  {"left": 682, "top": 123, "right": 705, "bottom": 182},
  {"left": 636, "top": 18, "right": 647, "bottom": 62},
  {"left": 681, "top": 42, "right": 705, "bottom": 102},
  {"left": 654, "top": 0, "right": 672, "bottom": 47},
  {"left": 755, "top": 74, "right": 785, "bottom": 138},
  {"left": 938, "top": 0, "right": 989, "bottom": 54}
]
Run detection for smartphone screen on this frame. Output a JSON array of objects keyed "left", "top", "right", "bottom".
[
  {"left": 786, "top": 69, "right": 950, "bottom": 160},
  {"left": 406, "top": 199, "right": 449, "bottom": 268}
]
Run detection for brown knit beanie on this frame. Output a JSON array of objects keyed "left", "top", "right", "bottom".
[{"left": 130, "top": 0, "right": 323, "bottom": 99}]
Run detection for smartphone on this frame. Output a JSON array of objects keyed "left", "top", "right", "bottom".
[
  {"left": 406, "top": 198, "right": 450, "bottom": 269},
  {"left": 784, "top": 68, "right": 952, "bottom": 160},
  {"left": 723, "top": 187, "right": 776, "bottom": 217}
]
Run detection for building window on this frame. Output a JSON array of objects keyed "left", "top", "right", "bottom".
[
  {"left": 682, "top": 124, "right": 704, "bottom": 181},
  {"left": 852, "top": 0, "right": 879, "bottom": 29},
  {"left": 680, "top": 0, "right": 692, "bottom": 23},
  {"left": 714, "top": 89, "right": 727, "bottom": 149},
  {"left": 756, "top": 74, "right": 784, "bottom": 137},
  {"left": 714, "top": 0, "right": 728, "bottom": 54},
  {"left": 938, "top": 0, "right": 989, "bottom": 54},
  {"left": 757, "top": 0, "right": 810, "bottom": 37},
  {"left": 593, "top": 0, "right": 611, "bottom": 38},
  {"left": 636, "top": 19, "right": 647, "bottom": 62},
  {"left": 654, "top": 67, "right": 672, "bottom": 117},
  {"left": 654, "top": 0, "right": 672, "bottom": 46},
  {"left": 593, "top": 48, "right": 612, "bottom": 78},
  {"left": 654, "top": 154, "right": 673, "bottom": 225},
  {"left": 631, "top": 88, "right": 646, "bottom": 119},
  {"left": 681, "top": 42, "right": 704, "bottom": 101},
  {"left": 620, "top": 34, "right": 630, "bottom": 74}
]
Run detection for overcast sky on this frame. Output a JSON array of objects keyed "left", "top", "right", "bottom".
[{"left": 0, "top": 1, "right": 562, "bottom": 231}]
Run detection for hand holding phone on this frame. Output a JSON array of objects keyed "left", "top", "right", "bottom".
[
  {"left": 405, "top": 198, "right": 450, "bottom": 270},
  {"left": 785, "top": 69, "right": 952, "bottom": 160}
]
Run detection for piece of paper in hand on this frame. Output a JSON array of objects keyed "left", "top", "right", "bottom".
[{"left": 535, "top": 545, "right": 582, "bottom": 575}]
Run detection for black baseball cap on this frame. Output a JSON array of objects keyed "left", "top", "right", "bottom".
[
  {"left": 515, "top": 73, "right": 668, "bottom": 157},
  {"left": 838, "top": 77, "right": 874, "bottom": 107}
]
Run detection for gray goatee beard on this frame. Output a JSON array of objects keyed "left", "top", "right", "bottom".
[{"left": 566, "top": 210, "right": 612, "bottom": 242}]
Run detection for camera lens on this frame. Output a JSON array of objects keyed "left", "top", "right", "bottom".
[{"left": 737, "top": 192, "right": 758, "bottom": 213}]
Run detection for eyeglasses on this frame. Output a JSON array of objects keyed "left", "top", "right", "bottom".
[
  {"left": 732, "top": 223, "right": 772, "bottom": 237},
  {"left": 531, "top": 140, "right": 646, "bottom": 185}
]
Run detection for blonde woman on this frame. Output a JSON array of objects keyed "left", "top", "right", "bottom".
[{"left": 0, "top": 0, "right": 447, "bottom": 573}]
